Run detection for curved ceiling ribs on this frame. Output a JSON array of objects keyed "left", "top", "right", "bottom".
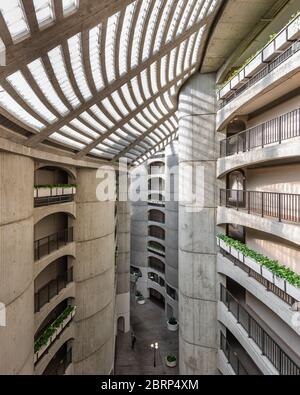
[{"left": 0, "top": 0, "right": 219, "bottom": 164}]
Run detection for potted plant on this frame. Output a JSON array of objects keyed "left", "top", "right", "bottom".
[
  {"left": 135, "top": 290, "right": 142, "bottom": 301},
  {"left": 137, "top": 295, "right": 145, "bottom": 305},
  {"left": 165, "top": 354, "right": 177, "bottom": 368},
  {"left": 167, "top": 317, "right": 179, "bottom": 331}
]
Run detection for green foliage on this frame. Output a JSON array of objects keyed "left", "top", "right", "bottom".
[
  {"left": 135, "top": 291, "right": 143, "bottom": 298},
  {"left": 167, "top": 354, "right": 177, "bottom": 363},
  {"left": 34, "top": 184, "right": 77, "bottom": 189},
  {"left": 218, "top": 235, "right": 300, "bottom": 288},
  {"left": 34, "top": 306, "right": 75, "bottom": 354},
  {"left": 168, "top": 317, "right": 178, "bottom": 325}
]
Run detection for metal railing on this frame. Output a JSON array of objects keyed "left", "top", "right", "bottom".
[
  {"left": 220, "top": 189, "right": 300, "bottom": 223},
  {"left": 220, "top": 285, "right": 300, "bottom": 375},
  {"left": 34, "top": 194, "right": 74, "bottom": 208},
  {"left": 34, "top": 268, "right": 73, "bottom": 312},
  {"left": 44, "top": 348, "right": 72, "bottom": 375},
  {"left": 220, "top": 108, "right": 300, "bottom": 157},
  {"left": 34, "top": 228, "right": 74, "bottom": 261},
  {"left": 220, "top": 332, "right": 249, "bottom": 375},
  {"left": 219, "top": 41, "right": 300, "bottom": 108},
  {"left": 219, "top": 246, "right": 296, "bottom": 306}
]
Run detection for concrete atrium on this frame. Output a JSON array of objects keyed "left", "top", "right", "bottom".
[{"left": 0, "top": 0, "right": 300, "bottom": 376}]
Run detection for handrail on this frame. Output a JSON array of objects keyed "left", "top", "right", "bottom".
[
  {"left": 220, "top": 108, "right": 300, "bottom": 157},
  {"left": 219, "top": 41, "right": 300, "bottom": 108},
  {"left": 34, "top": 194, "right": 74, "bottom": 207},
  {"left": 34, "top": 227, "right": 74, "bottom": 261},
  {"left": 220, "top": 332, "right": 249, "bottom": 375},
  {"left": 220, "top": 285, "right": 300, "bottom": 375},
  {"left": 34, "top": 268, "right": 74, "bottom": 312},
  {"left": 220, "top": 189, "right": 300, "bottom": 223}
]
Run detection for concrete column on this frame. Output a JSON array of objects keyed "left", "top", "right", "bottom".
[
  {"left": 116, "top": 199, "right": 130, "bottom": 333},
  {"left": 165, "top": 141, "right": 179, "bottom": 318},
  {"left": 178, "top": 73, "right": 218, "bottom": 375},
  {"left": 74, "top": 166, "right": 116, "bottom": 375},
  {"left": 0, "top": 152, "right": 34, "bottom": 374}
]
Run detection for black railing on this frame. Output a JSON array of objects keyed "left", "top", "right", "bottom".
[
  {"left": 44, "top": 348, "right": 72, "bottom": 375},
  {"left": 220, "top": 285, "right": 300, "bottom": 375},
  {"left": 220, "top": 189, "right": 300, "bottom": 223},
  {"left": 219, "top": 246, "right": 296, "bottom": 306},
  {"left": 34, "top": 268, "right": 73, "bottom": 312},
  {"left": 220, "top": 108, "right": 300, "bottom": 157},
  {"left": 149, "top": 262, "right": 165, "bottom": 274},
  {"left": 34, "top": 228, "right": 74, "bottom": 261},
  {"left": 220, "top": 41, "right": 300, "bottom": 108},
  {"left": 34, "top": 194, "right": 74, "bottom": 208},
  {"left": 220, "top": 332, "right": 249, "bottom": 375}
]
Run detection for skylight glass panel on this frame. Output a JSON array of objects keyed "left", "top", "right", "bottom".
[
  {"left": 119, "top": 1, "right": 136, "bottom": 76},
  {"left": 131, "top": 0, "right": 151, "bottom": 69},
  {"left": 105, "top": 12, "right": 120, "bottom": 83},
  {"left": 150, "top": 99, "right": 167, "bottom": 116},
  {"left": 177, "top": 0, "right": 194, "bottom": 36},
  {"left": 60, "top": 125, "right": 92, "bottom": 144},
  {"left": 89, "top": 24, "right": 104, "bottom": 91},
  {"left": 62, "top": 0, "right": 79, "bottom": 16},
  {"left": 140, "top": 70, "right": 151, "bottom": 100},
  {"left": 136, "top": 113, "right": 151, "bottom": 128},
  {"left": 166, "top": 0, "right": 185, "bottom": 43},
  {"left": 153, "top": 0, "right": 173, "bottom": 53},
  {"left": 68, "top": 33, "right": 92, "bottom": 100},
  {"left": 0, "top": 0, "right": 29, "bottom": 41},
  {"left": 143, "top": 107, "right": 158, "bottom": 123},
  {"left": 188, "top": 0, "right": 205, "bottom": 28},
  {"left": 130, "top": 118, "right": 147, "bottom": 133},
  {"left": 176, "top": 40, "right": 187, "bottom": 76},
  {"left": 101, "top": 98, "right": 122, "bottom": 122},
  {"left": 111, "top": 91, "right": 129, "bottom": 117},
  {"left": 198, "top": 0, "right": 210, "bottom": 21},
  {"left": 90, "top": 148, "right": 114, "bottom": 159},
  {"left": 7, "top": 71, "right": 57, "bottom": 123},
  {"left": 192, "top": 26, "right": 205, "bottom": 64},
  {"left": 123, "top": 123, "right": 141, "bottom": 137},
  {"left": 142, "top": 0, "right": 163, "bottom": 61},
  {"left": 27, "top": 58, "right": 69, "bottom": 116},
  {"left": 90, "top": 105, "right": 114, "bottom": 128},
  {"left": 69, "top": 118, "right": 99, "bottom": 138},
  {"left": 169, "top": 47, "right": 177, "bottom": 81},
  {"left": 208, "top": 0, "right": 218, "bottom": 16},
  {"left": 131, "top": 77, "right": 143, "bottom": 105},
  {"left": 48, "top": 46, "right": 81, "bottom": 108},
  {"left": 121, "top": 83, "right": 136, "bottom": 111},
  {"left": 33, "top": 0, "right": 54, "bottom": 29},
  {"left": 150, "top": 63, "right": 159, "bottom": 94},
  {"left": 0, "top": 86, "right": 45, "bottom": 130},
  {"left": 185, "top": 32, "right": 197, "bottom": 70},
  {"left": 51, "top": 132, "right": 85, "bottom": 149},
  {"left": 160, "top": 55, "right": 168, "bottom": 87},
  {"left": 80, "top": 111, "right": 106, "bottom": 133}
]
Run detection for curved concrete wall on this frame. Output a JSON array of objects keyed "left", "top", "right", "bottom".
[
  {"left": 0, "top": 153, "right": 34, "bottom": 374},
  {"left": 73, "top": 167, "right": 115, "bottom": 375},
  {"left": 178, "top": 73, "right": 218, "bottom": 375}
]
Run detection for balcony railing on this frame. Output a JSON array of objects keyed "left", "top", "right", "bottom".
[
  {"left": 34, "top": 268, "right": 74, "bottom": 313},
  {"left": 34, "top": 194, "right": 74, "bottom": 208},
  {"left": 34, "top": 228, "right": 74, "bottom": 261},
  {"left": 220, "top": 285, "right": 300, "bottom": 375},
  {"left": 219, "top": 41, "right": 300, "bottom": 108},
  {"left": 220, "top": 108, "right": 300, "bottom": 157},
  {"left": 220, "top": 189, "right": 300, "bottom": 223},
  {"left": 220, "top": 332, "right": 249, "bottom": 375},
  {"left": 218, "top": 243, "right": 296, "bottom": 306}
]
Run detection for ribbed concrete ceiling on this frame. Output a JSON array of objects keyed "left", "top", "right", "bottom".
[{"left": 0, "top": 0, "right": 220, "bottom": 164}]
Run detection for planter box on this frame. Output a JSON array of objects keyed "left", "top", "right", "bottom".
[
  {"left": 63, "top": 187, "right": 74, "bottom": 195},
  {"left": 34, "top": 187, "right": 51, "bottom": 198},
  {"left": 218, "top": 238, "right": 230, "bottom": 253},
  {"left": 274, "top": 275, "right": 286, "bottom": 291},
  {"left": 288, "top": 16, "right": 300, "bottom": 40},
  {"left": 239, "top": 68, "right": 247, "bottom": 84},
  {"left": 219, "top": 83, "right": 231, "bottom": 99},
  {"left": 275, "top": 30, "right": 288, "bottom": 51},
  {"left": 167, "top": 321, "right": 179, "bottom": 332},
  {"left": 286, "top": 283, "right": 300, "bottom": 302},
  {"left": 245, "top": 53, "right": 264, "bottom": 77},
  {"left": 263, "top": 41, "right": 276, "bottom": 62},
  {"left": 165, "top": 357, "right": 177, "bottom": 368},
  {"left": 261, "top": 266, "right": 274, "bottom": 283},
  {"left": 230, "top": 74, "right": 240, "bottom": 90},
  {"left": 230, "top": 246, "right": 240, "bottom": 260},
  {"left": 244, "top": 256, "right": 261, "bottom": 274}
]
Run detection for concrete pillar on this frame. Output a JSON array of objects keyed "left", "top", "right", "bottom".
[
  {"left": 178, "top": 73, "right": 218, "bottom": 375},
  {"left": 116, "top": 199, "right": 130, "bottom": 333},
  {"left": 74, "top": 166, "right": 116, "bottom": 375},
  {"left": 165, "top": 141, "right": 179, "bottom": 318},
  {"left": 0, "top": 152, "right": 34, "bottom": 374}
]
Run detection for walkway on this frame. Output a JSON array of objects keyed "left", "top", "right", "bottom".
[{"left": 115, "top": 298, "right": 179, "bottom": 375}]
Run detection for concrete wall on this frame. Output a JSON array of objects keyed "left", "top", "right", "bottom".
[
  {"left": 73, "top": 167, "right": 115, "bottom": 375},
  {"left": 0, "top": 152, "right": 34, "bottom": 374},
  {"left": 178, "top": 73, "right": 218, "bottom": 375}
]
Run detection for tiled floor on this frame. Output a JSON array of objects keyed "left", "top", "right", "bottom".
[{"left": 115, "top": 297, "right": 179, "bottom": 375}]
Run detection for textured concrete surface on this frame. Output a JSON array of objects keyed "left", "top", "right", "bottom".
[{"left": 115, "top": 298, "right": 179, "bottom": 375}]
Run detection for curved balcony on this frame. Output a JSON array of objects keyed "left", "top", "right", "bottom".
[
  {"left": 218, "top": 109, "right": 300, "bottom": 176},
  {"left": 34, "top": 186, "right": 76, "bottom": 208},
  {"left": 148, "top": 225, "right": 165, "bottom": 241},
  {"left": 220, "top": 285, "right": 300, "bottom": 375},
  {"left": 147, "top": 240, "right": 165, "bottom": 257},
  {"left": 148, "top": 256, "right": 165, "bottom": 274},
  {"left": 34, "top": 228, "right": 74, "bottom": 261},
  {"left": 148, "top": 209, "right": 165, "bottom": 224}
]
